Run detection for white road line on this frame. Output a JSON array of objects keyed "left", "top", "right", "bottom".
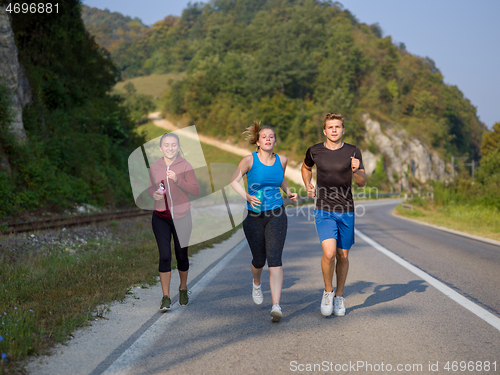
[
  {"left": 355, "top": 229, "right": 500, "bottom": 332},
  {"left": 101, "top": 239, "right": 247, "bottom": 375}
]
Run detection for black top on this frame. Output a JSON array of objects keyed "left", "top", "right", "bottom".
[{"left": 304, "top": 142, "right": 364, "bottom": 213}]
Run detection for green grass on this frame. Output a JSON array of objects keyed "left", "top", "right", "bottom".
[
  {"left": 113, "top": 73, "right": 185, "bottom": 99},
  {"left": 395, "top": 201, "right": 500, "bottom": 242},
  {"left": 0, "top": 218, "right": 240, "bottom": 373}
]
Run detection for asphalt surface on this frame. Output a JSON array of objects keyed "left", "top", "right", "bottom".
[{"left": 27, "top": 200, "right": 500, "bottom": 374}]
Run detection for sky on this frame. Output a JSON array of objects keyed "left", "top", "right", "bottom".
[{"left": 81, "top": 0, "right": 500, "bottom": 129}]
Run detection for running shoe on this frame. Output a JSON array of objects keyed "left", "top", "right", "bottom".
[
  {"left": 320, "top": 290, "right": 334, "bottom": 316},
  {"left": 252, "top": 282, "right": 263, "bottom": 305},
  {"left": 179, "top": 287, "right": 189, "bottom": 306},
  {"left": 333, "top": 296, "right": 346, "bottom": 316},
  {"left": 270, "top": 304, "right": 282, "bottom": 322},
  {"left": 160, "top": 295, "right": 171, "bottom": 311}
]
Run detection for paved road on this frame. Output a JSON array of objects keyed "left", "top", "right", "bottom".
[
  {"left": 356, "top": 200, "right": 500, "bottom": 317},
  {"left": 88, "top": 199, "right": 500, "bottom": 375},
  {"left": 26, "top": 200, "right": 500, "bottom": 374}
]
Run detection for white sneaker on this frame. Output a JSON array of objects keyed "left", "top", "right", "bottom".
[
  {"left": 333, "top": 296, "right": 346, "bottom": 316},
  {"left": 320, "top": 290, "right": 334, "bottom": 316},
  {"left": 270, "top": 304, "right": 282, "bottom": 322},
  {"left": 252, "top": 282, "right": 263, "bottom": 305}
]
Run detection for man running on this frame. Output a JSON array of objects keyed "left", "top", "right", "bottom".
[{"left": 301, "top": 112, "right": 366, "bottom": 316}]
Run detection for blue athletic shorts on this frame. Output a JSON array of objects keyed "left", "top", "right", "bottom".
[{"left": 314, "top": 210, "right": 355, "bottom": 249}]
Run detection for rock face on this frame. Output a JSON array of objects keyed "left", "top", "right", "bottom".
[
  {"left": 362, "top": 114, "right": 449, "bottom": 191},
  {"left": 0, "top": 3, "right": 31, "bottom": 141}
]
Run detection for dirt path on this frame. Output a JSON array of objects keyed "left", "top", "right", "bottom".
[{"left": 148, "top": 112, "right": 306, "bottom": 185}]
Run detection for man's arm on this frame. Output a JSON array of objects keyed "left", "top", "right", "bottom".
[
  {"left": 353, "top": 169, "right": 367, "bottom": 187},
  {"left": 351, "top": 156, "right": 367, "bottom": 187},
  {"left": 301, "top": 162, "right": 316, "bottom": 197}
]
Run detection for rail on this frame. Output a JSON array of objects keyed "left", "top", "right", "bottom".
[{"left": 1, "top": 209, "right": 151, "bottom": 235}]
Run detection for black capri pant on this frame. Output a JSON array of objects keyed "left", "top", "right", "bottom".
[
  {"left": 152, "top": 211, "right": 192, "bottom": 273},
  {"left": 242, "top": 205, "right": 287, "bottom": 268}
]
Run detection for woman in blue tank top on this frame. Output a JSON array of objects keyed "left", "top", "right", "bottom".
[{"left": 231, "top": 121, "right": 298, "bottom": 322}]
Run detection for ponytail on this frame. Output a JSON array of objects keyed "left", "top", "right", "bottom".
[{"left": 243, "top": 121, "right": 276, "bottom": 149}]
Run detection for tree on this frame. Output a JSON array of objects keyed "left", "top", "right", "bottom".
[
  {"left": 476, "top": 122, "right": 500, "bottom": 185},
  {"left": 481, "top": 122, "right": 500, "bottom": 156},
  {"left": 124, "top": 82, "right": 137, "bottom": 95}
]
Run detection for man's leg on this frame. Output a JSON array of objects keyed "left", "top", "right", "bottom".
[
  {"left": 321, "top": 238, "right": 337, "bottom": 292},
  {"left": 332, "top": 247, "right": 349, "bottom": 316},
  {"left": 320, "top": 238, "right": 337, "bottom": 316},
  {"left": 335, "top": 248, "right": 349, "bottom": 297}
]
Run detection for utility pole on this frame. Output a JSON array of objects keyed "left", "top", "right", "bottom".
[
  {"left": 408, "top": 149, "right": 412, "bottom": 193},
  {"left": 465, "top": 159, "right": 475, "bottom": 180}
]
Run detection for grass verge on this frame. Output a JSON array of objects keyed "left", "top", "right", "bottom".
[
  {"left": 113, "top": 73, "right": 185, "bottom": 99},
  {"left": 394, "top": 199, "right": 500, "bottom": 242},
  {"left": 0, "top": 217, "right": 241, "bottom": 374}
]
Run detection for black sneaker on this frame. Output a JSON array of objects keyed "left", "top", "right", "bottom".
[
  {"left": 160, "top": 295, "right": 171, "bottom": 311},
  {"left": 179, "top": 287, "right": 189, "bottom": 306}
]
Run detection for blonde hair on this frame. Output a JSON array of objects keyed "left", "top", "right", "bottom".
[
  {"left": 243, "top": 121, "right": 276, "bottom": 149},
  {"left": 323, "top": 112, "right": 345, "bottom": 128}
]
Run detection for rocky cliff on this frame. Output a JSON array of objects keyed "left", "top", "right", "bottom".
[
  {"left": 0, "top": 3, "right": 30, "bottom": 141},
  {"left": 362, "top": 114, "right": 450, "bottom": 192},
  {"left": 0, "top": 3, "right": 31, "bottom": 175}
]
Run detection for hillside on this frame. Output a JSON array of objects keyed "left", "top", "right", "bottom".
[
  {"left": 0, "top": 0, "right": 143, "bottom": 219},
  {"left": 104, "top": 0, "right": 485, "bottom": 169},
  {"left": 81, "top": 5, "right": 149, "bottom": 56}
]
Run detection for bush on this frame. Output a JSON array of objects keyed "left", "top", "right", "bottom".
[{"left": 123, "top": 92, "right": 156, "bottom": 125}]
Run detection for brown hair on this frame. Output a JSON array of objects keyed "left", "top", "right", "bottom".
[
  {"left": 243, "top": 121, "right": 277, "bottom": 149},
  {"left": 323, "top": 112, "right": 345, "bottom": 129}
]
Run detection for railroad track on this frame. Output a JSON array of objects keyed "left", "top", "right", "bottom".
[
  {"left": 1, "top": 208, "right": 151, "bottom": 234},
  {"left": 1, "top": 196, "right": 315, "bottom": 235}
]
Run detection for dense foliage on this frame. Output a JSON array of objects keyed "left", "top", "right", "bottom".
[
  {"left": 102, "top": 0, "right": 485, "bottom": 162},
  {"left": 81, "top": 5, "right": 148, "bottom": 57},
  {"left": 121, "top": 82, "right": 156, "bottom": 124},
  {"left": 0, "top": 0, "right": 143, "bottom": 218},
  {"left": 412, "top": 123, "right": 500, "bottom": 212},
  {"left": 476, "top": 122, "right": 500, "bottom": 188}
]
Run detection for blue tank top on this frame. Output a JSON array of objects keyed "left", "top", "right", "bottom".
[{"left": 246, "top": 152, "right": 284, "bottom": 212}]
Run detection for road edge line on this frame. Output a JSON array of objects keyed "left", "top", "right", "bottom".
[{"left": 355, "top": 229, "right": 500, "bottom": 332}]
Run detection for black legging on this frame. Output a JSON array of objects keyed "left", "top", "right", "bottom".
[
  {"left": 242, "top": 205, "right": 287, "bottom": 268},
  {"left": 152, "top": 211, "right": 192, "bottom": 273}
]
